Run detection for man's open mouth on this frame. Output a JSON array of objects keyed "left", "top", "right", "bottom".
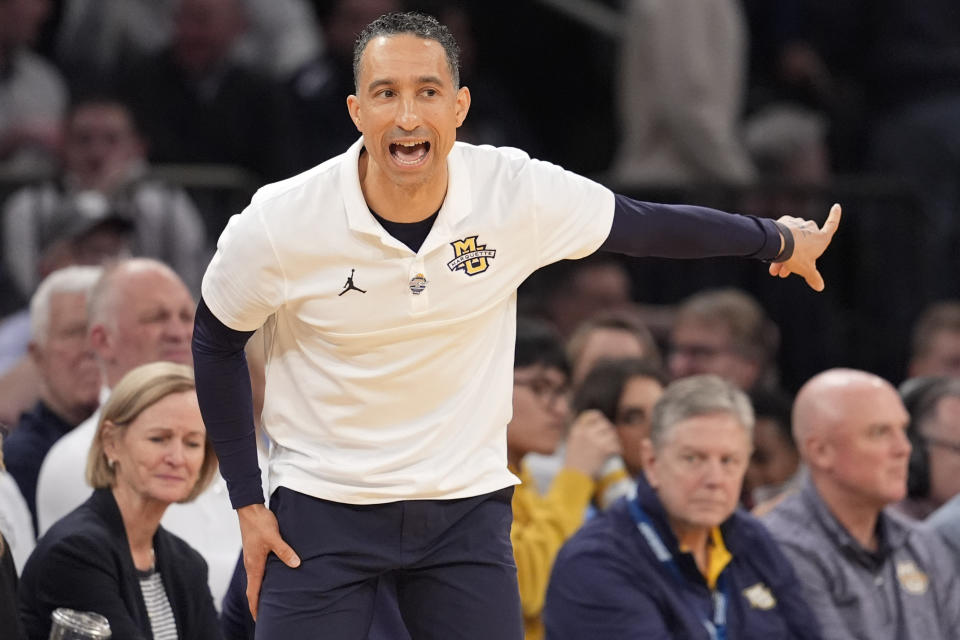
[{"left": 390, "top": 140, "right": 430, "bottom": 166}]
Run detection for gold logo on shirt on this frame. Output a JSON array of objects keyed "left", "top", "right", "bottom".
[
  {"left": 742, "top": 583, "right": 777, "bottom": 610},
  {"left": 447, "top": 236, "right": 496, "bottom": 276},
  {"left": 896, "top": 561, "right": 929, "bottom": 595}
]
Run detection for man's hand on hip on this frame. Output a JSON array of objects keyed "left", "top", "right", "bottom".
[{"left": 237, "top": 503, "right": 301, "bottom": 620}]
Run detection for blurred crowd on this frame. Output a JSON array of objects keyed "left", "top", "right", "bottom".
[
  {"left": 0, "top": 0, "right": 957, "bottom": 383},
  {"left": 1, "top": 0, "right": 960, "bottom": 638}
]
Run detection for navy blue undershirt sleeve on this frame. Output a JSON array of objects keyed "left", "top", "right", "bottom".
[
  {"left": 191, "top": 298, "right": 263, "bottom": 509},
  {"left": 600, "top": 194, "right": 783, "bottom": 260}
]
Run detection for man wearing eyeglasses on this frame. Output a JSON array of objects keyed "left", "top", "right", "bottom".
[
  {"left": 506, "top": 318, "right": 623, "bottom": 640},
  {"left": 896, "top": 377, "right": 960, "bottom": 520},
  {"left": 668, "top": 288, "right": 779, "bottom": 392}
]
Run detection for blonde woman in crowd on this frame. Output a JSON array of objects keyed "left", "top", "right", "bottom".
[{"left": 18, "top": 362, "right": 222, "bottom": 639}]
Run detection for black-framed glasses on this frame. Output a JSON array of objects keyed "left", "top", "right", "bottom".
[{"left": 514, "top": 378, "right": 570, "bottom": 409}]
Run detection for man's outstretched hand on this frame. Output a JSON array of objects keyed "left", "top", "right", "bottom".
[{"left": 769, "top": 203, "right": 842, "bottom": 292}]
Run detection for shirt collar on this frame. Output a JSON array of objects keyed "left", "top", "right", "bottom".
[
  {"left": 801, "top": 476, "right": 911, "bottom": 563},
  {"left": 705, "top": 526, "right": 733, "bottom": 589},
  {"left": 635, "top": 475, "right": 737, "bottom": 586},
  {"left": 339, "top": 138, "right": 472, "bottom": 248}
]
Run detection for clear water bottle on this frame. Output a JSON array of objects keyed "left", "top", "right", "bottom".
[{"left": 48, "top": 608, "right": 111, "bottom": 639}]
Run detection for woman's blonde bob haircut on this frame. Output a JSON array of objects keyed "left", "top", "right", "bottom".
[{"left": 86, "top": 362, "right": 217, "bottom": 502}]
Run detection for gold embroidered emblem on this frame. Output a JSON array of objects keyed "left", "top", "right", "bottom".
[
  {"left": 447, "top": 236, "right": 496, "bottom": 276},
  {"left": 742, "top": 583, "right": 777, "bottom": 610},
  {"left": 896, "top": 561, "right": 929, "bottom": 595}
]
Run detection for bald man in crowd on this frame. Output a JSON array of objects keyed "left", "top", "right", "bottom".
[
  {"left": 34, "top": 258, "right": 245, "bottom": 607},
  {"left": 763, "top": 369, "right": 960, "bottom": 639}
]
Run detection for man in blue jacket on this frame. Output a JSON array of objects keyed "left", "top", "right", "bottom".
[{"left": 544, "top": 375, "right": 821, "bottom": 639}]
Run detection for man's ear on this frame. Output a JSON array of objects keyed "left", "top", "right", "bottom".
[
  {"left": 804, "top": 434, "right": 834, "bottom": 472},
  {"left": 346, "top": 95, "right": 362, "bottom": 132},
  {"left": 89, "top": 324, "right": 111, "bottom": 361},
  {"left": 27, "top": 340, "right": 43, "bottom": 368},
  {"left": 455, "top": 86, "right": 471, "bottom": 128}
]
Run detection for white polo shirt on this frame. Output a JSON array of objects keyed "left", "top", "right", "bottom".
[{"left": 202, "top": 138, "right": 615, "bottom": 504}]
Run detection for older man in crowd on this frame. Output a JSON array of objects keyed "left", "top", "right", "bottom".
[
  {"left": 34, "top": 257, "right": 244, "bottom": 607},
  {"left": 668, "top": 288, "right": 780, "bottom": 392},
  {"left": 907, "top": 302, "right": 960, "bottom": 378},
  {"left": 545, "top": 375, "right": 819, "bottom": 639},
  {"left": 764, "top": 368, "right": 960, "bottom": 639},
  {"left": 2, "top": 266, "right": 102, "bottom": 536}
]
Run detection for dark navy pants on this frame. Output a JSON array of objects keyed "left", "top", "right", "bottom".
[{"left": 254, "top": 486, "right": 523, "bottom": 640}]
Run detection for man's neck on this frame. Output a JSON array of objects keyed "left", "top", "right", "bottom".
[
  {"left": 670, "top": 518, "right": 711, "bottom": 574},
  {"left": 358, "top": 150, "right": 447, "bottom": 223},
  {"left": 813, "top": 476, "right": 882, "bottom": 551},
  {"left": 40, "top": 389, "right": 94, "bottom": 426}
]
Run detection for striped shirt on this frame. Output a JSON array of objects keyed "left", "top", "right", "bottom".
[{"left": 137, "top": 568, "right": 178, "bottom": 640}]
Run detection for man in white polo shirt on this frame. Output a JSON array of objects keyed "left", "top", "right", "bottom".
[{"left": 192, "top": 11, "right": 842, "bottom": 639}]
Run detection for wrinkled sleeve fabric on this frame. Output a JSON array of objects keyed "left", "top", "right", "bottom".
[
  {"left": 195, "top": 200, "right": 285, "bottom": 509},
  {"left": 514, "top": 152, "right": 615, "bottom": 267},
  {"left": 192, "top": 299, "right": 260, "bottom": 509},
  {"left": 600, "top": 194, "right": 782, "bottom": 260},
  {"left": 201, "top": 201, "right": 286, "bottom": 332}
]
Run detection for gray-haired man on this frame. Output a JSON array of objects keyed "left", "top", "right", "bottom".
[
  {"left": 2, "top": 266, "right": 102, "bottom": 536},
  {"left": 545, "top": 375, "right": 820, "bottom": 639}
]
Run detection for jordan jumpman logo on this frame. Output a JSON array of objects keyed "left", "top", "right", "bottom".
[{"left": 339, "top": 269, "right": 367, "bottom": 295}]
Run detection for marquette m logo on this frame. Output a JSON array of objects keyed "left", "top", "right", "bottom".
[{"left": 447, "top": 236, "right": 496, "bottom": 276}]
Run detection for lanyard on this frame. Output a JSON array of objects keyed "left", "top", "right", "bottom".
[{"left": 628, "top": 498, "right": 729, "bottom": 640}]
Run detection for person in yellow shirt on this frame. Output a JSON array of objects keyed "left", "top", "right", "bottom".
[{"left": 507, "top": 318, "right": 623, "bottom": 640}]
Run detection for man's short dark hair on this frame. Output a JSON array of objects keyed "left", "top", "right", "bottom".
[
  {"left": 515, "top": 317, "right": 570, "bottom": 377},
  {"left": 353, "top": 11, "right": 461, "bottom": 91},
  {"left": 748, "top": 387, "right": 795, "bottom": 450}
]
